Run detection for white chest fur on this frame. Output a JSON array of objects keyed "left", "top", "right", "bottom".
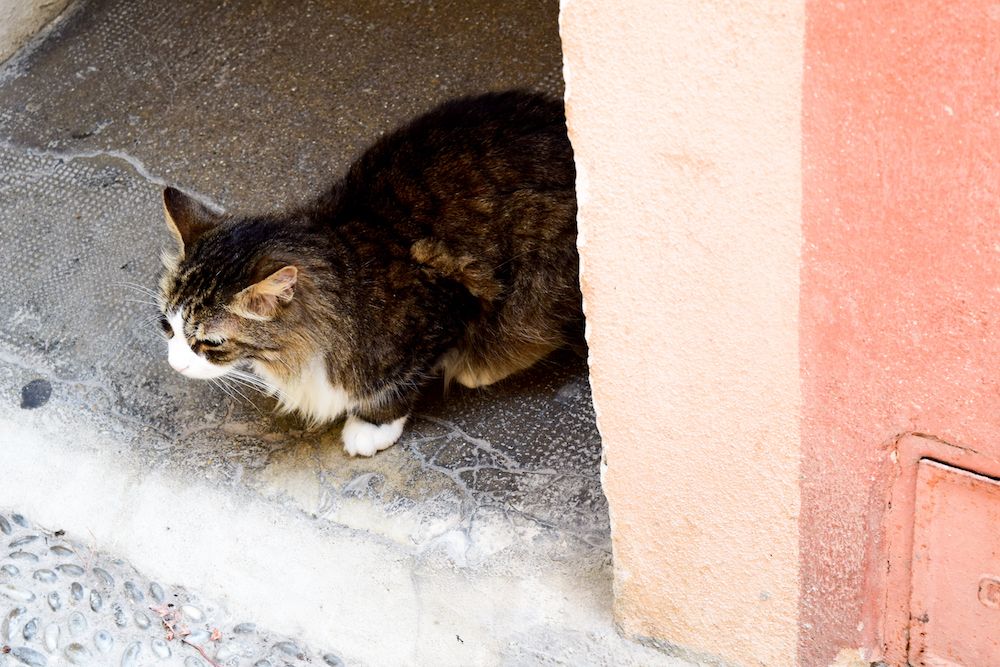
[{"left": 253, "top": 355, "right": 356, "bottom": 425}]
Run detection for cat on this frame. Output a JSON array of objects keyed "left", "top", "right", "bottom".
[{"left": 156, "top": 90, "right": 582, "bottom": 457}]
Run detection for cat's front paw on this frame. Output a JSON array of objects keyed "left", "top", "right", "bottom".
[{"left": 341, "top": 415, "right": 407, "bottom": 457}]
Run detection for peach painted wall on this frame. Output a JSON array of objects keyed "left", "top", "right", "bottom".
[
  {"left": 801, "top": 1, "right": 1000, "bottom": 664},
  {"left": 561, "top": 2, "right": 803, "bottom": 664}
]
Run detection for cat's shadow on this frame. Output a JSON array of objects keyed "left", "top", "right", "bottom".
[
  {"left": 138, "top": 343, "right": 604, "bottom": 538},
  {"left": 257, "top": 347, "right": 598, "bottom": 473}
]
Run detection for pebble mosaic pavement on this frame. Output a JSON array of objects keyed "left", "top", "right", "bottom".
[{"left": 0, "top": 511, "right": 344, "bottom": 667}]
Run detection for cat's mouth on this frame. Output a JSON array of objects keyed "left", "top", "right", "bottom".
[
  {"left": 167, "top": 350, "right": 233, "bottom": 379},
  {"left": 169, "top": 359, "right": 232, "bottom": 380},
  {"left": 166, "top": 340, "right": 232, "bottom": 380}
]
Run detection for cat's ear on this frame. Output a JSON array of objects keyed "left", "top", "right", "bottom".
[
  {"left": 231, "top": 265, "right": 298, "bottom": 321},
  {"left": 163, "top": 187, "right": 222, "bottom": 255}
]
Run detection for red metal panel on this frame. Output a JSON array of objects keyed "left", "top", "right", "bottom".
[{"left": 909, "top": 459, "right": 1000, "bottom": 665}]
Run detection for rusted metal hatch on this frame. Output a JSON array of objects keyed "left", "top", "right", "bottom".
[{"left": 908, "top": 459, "right": 1000, "bottom": 665}]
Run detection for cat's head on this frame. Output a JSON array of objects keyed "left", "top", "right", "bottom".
[{"left": 156, "top": 187, "right": 303, "bottom": 380}]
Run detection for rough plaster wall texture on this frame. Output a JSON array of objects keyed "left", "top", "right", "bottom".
[
  {"left": 801, "top": 1, "right": 1000, "bottom": 663},
  {"left": 561, "top": 1, "right": 803, "bottom": 665},
  {"left": 0, "top": 0, "right": 69, "bottom": 62}
]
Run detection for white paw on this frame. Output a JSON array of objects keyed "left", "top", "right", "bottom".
[{"left": 341, "top": 415, "right": 407, "bottom": 457}]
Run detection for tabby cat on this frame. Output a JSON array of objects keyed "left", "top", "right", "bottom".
[{"left": 157, "top": 90, "right": 581, "bottom": 456}]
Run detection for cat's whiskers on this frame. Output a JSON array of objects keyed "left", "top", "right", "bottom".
[
  {"left": 214, "top": 377, "right": 264, "bottom": 414},
  {"left": 209, "top": 378, "right": 237, "bottom": 403},
  {"left": 238, "top": 381, "right": 274, "bottom": 397},
  {"left": 124, "top": 298, "right": 161, "bottom": 307},
  {"left": 219, "top": 378, "right": 255, "bottom": 405},
  {"left": 129, "top": 312, "right": 165, "bottom": 343},
  {"left": 132, "top": 315, "right": 159, "bottom": 332},
  {"left": 114, "top": 281, "right": 164, "bottom": 301},
  {"left": 227, "top": 371, "right": 274, "bottom": 395},
  {"left": 115, "top": 280, "right": 159, "bottom": 292},
  {"left": 258, "top": 355, "right": 295, "bottom": 375},
  {"left": 228, "top": 368, "right": 269, "bottom": 384},
  {"left": 231, "top": 375, "right": 283, "bottom": 405}
]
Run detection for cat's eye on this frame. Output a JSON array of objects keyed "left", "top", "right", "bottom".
[
  {"left": 158, "top": 315, "right": 173, "bottom": 338},
  {"left": 200, "top": 338, "right": 225, "bottom": 348}
]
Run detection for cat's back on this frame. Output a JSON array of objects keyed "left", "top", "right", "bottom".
[
  {"left": 334, "top": 90, "right": 576, "bottom": 226},
  {"left": 314, "top": 91, "right": 583, "bottom": 392}
]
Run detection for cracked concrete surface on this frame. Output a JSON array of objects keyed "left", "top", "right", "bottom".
[{"left": 0, "top": 0, "right": 686, "bottom": 665}]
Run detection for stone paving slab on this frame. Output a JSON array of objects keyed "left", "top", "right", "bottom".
[{"left": 0, "top": 510, "right": 343, "bottom": 667}]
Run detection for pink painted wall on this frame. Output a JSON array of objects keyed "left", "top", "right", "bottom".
[{"left": 802, "top": 1, "right": 1000, "bottom": 664}]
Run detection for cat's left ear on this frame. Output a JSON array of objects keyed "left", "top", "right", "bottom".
[
  {"left": 163, "top": 187, "right": 222, "bottom": 256},
  {"left": 231, "top": 266, "right": 298, "bottom": 321}
]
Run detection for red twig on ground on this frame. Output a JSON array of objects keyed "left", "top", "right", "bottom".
[
  {"left": 181, "top": 637, "right": 223, "bottom": 667},
  {"left": 151, "top": 604, "right": 219, "bottom": 666}
]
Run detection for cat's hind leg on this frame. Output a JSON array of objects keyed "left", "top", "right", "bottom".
[{"left": 447, "top": 340, "right": 559, "bottom": 389}]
